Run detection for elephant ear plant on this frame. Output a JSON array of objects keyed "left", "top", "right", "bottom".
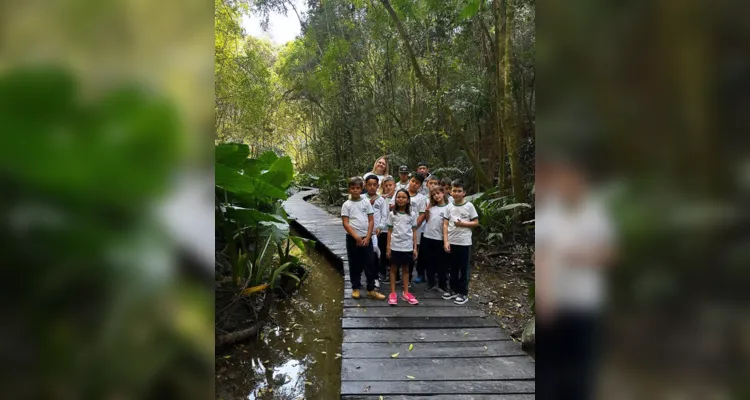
[{"left": 214, "top": 143, "right": 311, "bottom": 295}]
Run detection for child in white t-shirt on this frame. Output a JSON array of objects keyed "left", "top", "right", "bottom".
[
  {"left": 423, "top": 186, "right": 450, "bottom": 293},
  {"left": 390, "top": 173, "right": 427, "bottom": 282},
  {"left": 364, "top": 175, "right": 388, "bottom": 287},
  {"left": 341, "top": 177, "right": 385, "bottom": 301},
  {"left": 442, "top": 180, "right": 479, "bottom": 305},
  {"left": 440, "top": 177, "right": 454, "bottom": 204},
  {"left": 386, "top": 189, "right": 419, "bottom": 305}
]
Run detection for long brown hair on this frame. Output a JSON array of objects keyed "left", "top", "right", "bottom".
[{"left": 429, "top": 186, "right": 447, "bottom": 207}]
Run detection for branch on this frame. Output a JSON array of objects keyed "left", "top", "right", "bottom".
[{"left": 379, "top": 0, "right": 434, "bottom": 91}]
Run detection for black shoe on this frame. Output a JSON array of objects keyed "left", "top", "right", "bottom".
[
  {"left": 379, "top": 273, "right": 387, "bottom": 282},
  {"left": 424, "top": 284, "right": 437, "bottom": 292},
  {"left": 454, "top": 295, "right": 468, "bottom": 305},
  {"left": 442, "top": 291, "right": 458, "bottom": 300}
]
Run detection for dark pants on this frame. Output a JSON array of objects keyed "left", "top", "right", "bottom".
[
  {"left": 346, "top": 234, "right": 376, "bottom": 291},
  {"left": 421, "top": 237, "right": 447, "bottom": 289},
  {"left": 537, "top": 311, "right": 601, "bottom": 400},
  {"left": 448, "top": 244, "right": 471, "bottom": 295},
  {"left": 376, "top": 232, "right": 388, "bottom": 275}
]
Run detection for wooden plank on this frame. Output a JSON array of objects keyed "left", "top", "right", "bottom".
[
  {"left": 341, "top": 380, "right": 535, "bottom": 395},
  {"left": 342, "top": 341, "right": 526, "bottom": 358},
  {"left": 343, "top": 396, "right": 534, "bottom": 400},
  {"left": 343, "top": 317, "right": 497, "bottom": 329},
  {"left": 344, "top": 307, "right": 484, "bottom": 318},
  {"left": 344, "top": 328, "right": 509, "bottom": 343},
  {"left": 341, "top": 357, "right": 535, "bottom": 381},
  {"left": 346, "top": 289, "right": 447, "bottom": 299},
  {"left": 344, "top": 298, "right": 464, "bottom": 307}
]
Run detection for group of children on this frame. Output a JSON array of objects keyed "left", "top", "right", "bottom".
[{"left": 341, "top": 162, "right": 479, "bottom": 306}]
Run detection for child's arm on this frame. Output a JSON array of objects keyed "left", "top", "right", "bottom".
[
  {"left": 412, "top": 226, "right": 418, "bottom": 259},
  {"left": 456, "top": 218, "right": 479, "bottom": 228},
  {"left": 386, "top": 226, "right": 393, "bottom": 259},
  {"left": 442, "top": 218, "right": 451, "bottom": 252},
  {"left": 342, "top": 217, "right": 362, "bottom": 242},
  {"left": 363, "top": 214, "right": 374, "bottom": 246}
]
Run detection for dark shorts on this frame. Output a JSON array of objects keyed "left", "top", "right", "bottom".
[{"left": 390, "top": 250, "right": 412, "bottom": 266}]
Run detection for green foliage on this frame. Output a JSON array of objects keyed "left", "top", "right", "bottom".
[
  {"left": 472, "top": 187, "right": 533, "bottom": 246},
  {"left": 215, "top": 142, "right": 309, "bottom": 290}
]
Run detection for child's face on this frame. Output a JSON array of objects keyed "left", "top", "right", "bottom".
[
  {"left": 417, "top": 166, "right": 428, "bottom": 175},
  {"left": 348, "top": 185, "right": 363, "bottom": 198},
  {"left": 383, "top": 181, "right": 394, "bottom": 194},
  {"left": 395, "top": 191, "right": 409, "bottom": 208},
  {"left": 451, "top": 186, "right": 465, "bottom": 202},
  {"left": 442, "top": 184, "right": 451, "bottom": 193},
  {"left": 408, "top": 178, "right": 421, "bottom": 193},
  {"left": 428, "top": 179, "right": 439, "bottom": 191},
  {"left": 432, "top": 190, "right": 444, "bottom": 204},
  {"left": 366, "top": 179, "right": 379, "bottom": 195},
  {"left": 398, "top": 172, "right": 409, "bottom": 182}
]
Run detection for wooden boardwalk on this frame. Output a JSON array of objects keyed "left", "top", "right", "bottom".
[{"left": 284, "top": 189, "right": 535, "bottom": 399}]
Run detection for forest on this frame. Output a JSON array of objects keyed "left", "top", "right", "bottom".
[{"left": 214, "top": 1, "right": 536, "bottom": 395}]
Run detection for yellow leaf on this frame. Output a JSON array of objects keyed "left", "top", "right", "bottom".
[
  {"left": 408, "top": 344, "right": 414, "bottom": 351},
  {"left": 379, "top": 396, "right": 384, "bottom": 400},
  {"left": 242, "top": 283, "right": 268, "bottom": 296},
  {"left": 406, "top": 375, "right": 415, "bottom": 379},
  {"left": 391, "top": 352, "right": 399, "bottom": 358}
]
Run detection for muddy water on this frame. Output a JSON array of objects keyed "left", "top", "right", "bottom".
[{"left": 215, "top": 241, "right": 344, "bottom": 400}]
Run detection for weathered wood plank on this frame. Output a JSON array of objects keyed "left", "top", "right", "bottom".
[
  {"left": 341, "top": 380, "right": 535, "bottom": 395},
  {"left": 343, "top": 396, "right": 534, "bottom": 400},
  {"left": 343, "top": 328, "right": 510, "bottom": 343},
  {"left": 344, "top": 298, "right": 464, "bottom": 307},
  {"left": 342, "top": 341, "right": 525, "bottom": 358},
  {"left": 343, "top": 317, "right": 497, "bottom": 329},
  {"left": 344, "top": 307, "right": 484, "bottom": 318},
  {"left": 341, "top": 357, "right": 535, "bottom": 381},
  {"left": 346, "top": 289, "right": 447, "bottom": 299}
]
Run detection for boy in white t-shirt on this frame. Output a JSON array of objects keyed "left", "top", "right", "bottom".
[
  {"left": 442, "top": 180, "right": 479, "bottom": 305},
  {"left": 394, "top": 165, "right": 411, "bottom": 194},
  {"left": 440, "top": 177, "right": 454, "bottom": 204},
  {"left": 341, "top": 177, "right": 385, "bottom": 300},
  {"left": 364, "top": 175, "right": 389, "bottom": 288}
]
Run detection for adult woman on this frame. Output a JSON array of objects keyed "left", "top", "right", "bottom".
[{"left": 362, "top": 156, "right": 389, "bottom": 192}]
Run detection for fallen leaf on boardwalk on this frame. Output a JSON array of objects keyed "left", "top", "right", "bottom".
[
  {"left": 484, "top": 346, "right": 488, "bottom": 351},
  {"left": 321, "top": 351, "right": 327, "bottom": 355},
  {"left": 408, "top": 344, "right": 414, "bottom": 351},
  {"left": 379, "top": 396, "right": 384, "bottom": 400},
  {"left": 406, "top": 375, "right": 415, "bottom": 379},
  {"left": 305, "top": 382, "right": 312, "bottom": 386},
  {"left": 287, "top": 347, "right": 291, "bottom": 352},
  {"left": 264, "top": 360, "right": 270, "bottom": 363},
  {"left": 335, "top": 353, "right": 342, "bottom": 358},
  {"left": 463, "top": 332, "right": 469, "bottom": 336},
  {"left": 357, "top": 304, "right": 361, "bottom": 307},
  {"left": 391, "top": 352, "right": 399, "bottom": 358}
]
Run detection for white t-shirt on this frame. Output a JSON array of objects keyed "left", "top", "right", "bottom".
[
  {"left": 424, "top": 203, "right": 449, "bottom": 240},
  {"left": 341, "top": 198, "right": 374, "bottom": 237},
  {"left": 444, "top": 201, "right": 479, "bottom": 246},
  {"left": 541, "top": 196, "right": 614, "bottom": 311},
  {"left": 390, "top": 192, "right": 427, "bottom": 241},
  {"left": 395, "top": 181, "right": 410, "bottom": 193},
  {"left": 446, "top": 194, "right": 454, "bottom": 204},
  {"left": 387, "top": 211, "right": 417, "bottom": 252},
  {"left": 365, "top": 193, "right": 388, "bottom": 231}
]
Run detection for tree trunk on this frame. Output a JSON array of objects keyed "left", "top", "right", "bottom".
[{"left": 503, "top": 0, "right": 525, "bottom": 203}]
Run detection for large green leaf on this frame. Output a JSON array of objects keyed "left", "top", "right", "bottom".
[
  {"left": 215, "top": 164, "right": 287, "bottom": 200},
  {"left": 225, "top": 206, "right": 286, "bottom": 225},
  {"left": 215, "top": 143, "right": 249, "bottom": 167},
  {"left": 260, "top": 156, "right": 293, "bottom": 188},
  {"left": 459, "top": 0, "right": 481, "bottom": 20},
  {"left": 257, "top": 150, "right": 279, "bottom": 168}
]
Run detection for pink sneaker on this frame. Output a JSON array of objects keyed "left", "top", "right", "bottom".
[
  {"left": 401, "top": 292, "right": 419, "bottom": 305},
  {"left": 388, "top": 292, "right": 398, "bottom": 306}
]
